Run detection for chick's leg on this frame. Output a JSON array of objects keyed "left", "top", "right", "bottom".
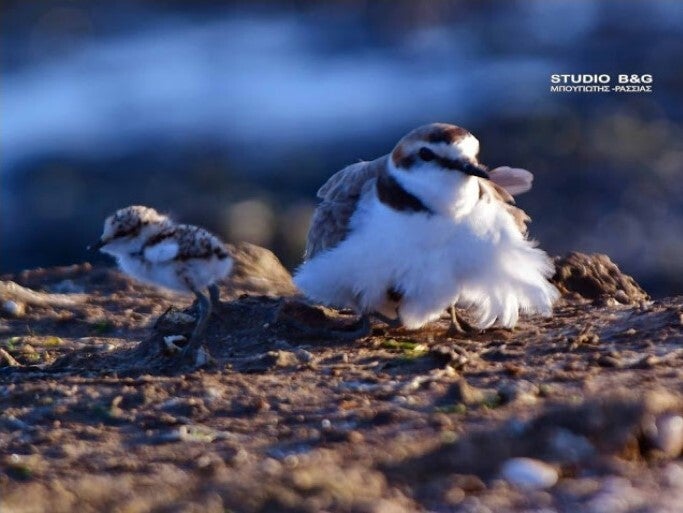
[
  {"left": 180, "top": 288, "right": 212, "bottom": 365},
  {"left": 208, "top": 283, "right": 221, "bottom": 308}
]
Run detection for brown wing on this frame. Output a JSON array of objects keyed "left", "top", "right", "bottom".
[
  {"left": 305, "top": 155, "right": 388, "bottom": 259},
  {"left": 478, "top": 179, "right": 531, "bottom": 235},
  {"left": 173, "top": 225, "right": 229, "bottom": 261}
]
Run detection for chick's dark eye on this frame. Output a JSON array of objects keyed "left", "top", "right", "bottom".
[{"left": 418, "top": 147, "right": 436, "bottom": 161}]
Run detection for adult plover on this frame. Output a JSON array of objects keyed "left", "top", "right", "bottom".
[
  {"left": 89, "top": 205, "right": 232, "bottom": 364},
  {"left": 294, "top": 123, "right": 558, "bottom": 333}
]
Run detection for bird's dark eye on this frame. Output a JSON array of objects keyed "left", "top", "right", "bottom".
[{"left": 418, "top": 147, "right": 436, "bottom": 162}]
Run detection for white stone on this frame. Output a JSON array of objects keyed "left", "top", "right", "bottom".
[
  {"left": 655, "top": 415, "right": 683, "bottom": 457},
  {"left": 294, "top": 348, "right": 314, "bottom": 363},
  {"left": 500, "top": 457, "right": 558, "bottom": 490},
  {"left": 2, "top": 300, "right": 25, "bottom": 317}
]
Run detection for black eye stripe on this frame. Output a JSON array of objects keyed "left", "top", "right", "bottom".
[
  {"left": 417, "top": 147, "right": 467, "bottom": 170},
  {"left": 114, "top": 223, "right": 142, "bottom": 238},
  {"left": 417, "top": 148, "right": 466, "bottom": 171},
  {"left": 395, "top": 147, "right": 487, "bottom": 177},
  {"left": 427, "top": 153, "right": 485, "bottom": 175},
  {"left": 418, "top": 147, "right": 436, "bottom": 161}
]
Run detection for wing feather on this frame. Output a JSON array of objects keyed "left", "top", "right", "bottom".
[
  {"left": 488, "top": 166, "right": 533, "bottom": 196},
  {"left": 305, "top": 156, "right": 388, "bottom": 259},
  {"left": 144, "top": 238, "right": 179, "bottom": 263},
  {"left": 478, "top": 179, "right": 531, "bottom": 235}
]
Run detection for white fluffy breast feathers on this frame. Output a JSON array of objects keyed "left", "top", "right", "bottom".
[
  {"left": 295, "top": 122, "right": 559, "bottom": 330},
  {"left": 295, "top": 194, "right": 558, "bottom": 330}
]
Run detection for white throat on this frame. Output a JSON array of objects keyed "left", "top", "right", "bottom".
[{"left": 387, "top": 162, "right": 480, "bottom": 219}]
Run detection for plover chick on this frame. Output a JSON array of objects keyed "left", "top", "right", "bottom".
[
  {"left": 89, "top": 205, "right": 232, "bottom": 364},
  {"left": 294, "top": 123, "right": 559, "bottom": 334}
]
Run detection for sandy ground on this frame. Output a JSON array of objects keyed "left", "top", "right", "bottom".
[{"left": 1, "top": 250, "right": 682, "bottom": 513}]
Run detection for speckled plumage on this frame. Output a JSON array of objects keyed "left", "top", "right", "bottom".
[
  {"left": 92, "top": 205, "right": 233, "bottom": 366},
  {"left": 94, "top": 206, "right": 232, "bottom": 294},
  {"left": 143, "top": 224, "right": 229, "bottom": 263}
]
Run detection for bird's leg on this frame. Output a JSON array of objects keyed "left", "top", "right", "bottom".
[
  {"left": 372, "top": 312, "right": 403, "bottom": 330},
  {"left": 349, "top": 314, "right": 372, "bottom": 339},
  {"left": 208, "top": 283, "right": 221, "bottom": 309},
  {"left": 188, "top": 285, "right": 220, "bottom": 313},
  {"left": 447, "top": 305, "right": 476, "bottom": 336},
  {"left": 180, "top": 289, "right": 212, "bottom": 365},
  {"left": 448, "top": 304, "right": 464, "bottom": 334}
]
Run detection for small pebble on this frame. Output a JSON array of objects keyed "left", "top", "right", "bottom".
[
  {"left": 549, "top": 428, "right": 594, "bottom": 462},
  {"left": 261, "top": 457, "right": 282, "bottom": 476},
  {"left": 614, "top": 290, "right": 630, "bottom": 304},
  {"left": 169, "top": 424, "right": 223, "bottom": 443},
  {"left": 498, "top": 380, "right": 538, "bottom": 405},
  {"left": 653, "top": 415, "right": 683, "bottom": 457},
  {"left": 663, "top": 462, "right": 683, "bottom": 488},
  {"left": 165, "top": 311, "right": 196, "bottom": 324},
  {"left": 597, "top": 354, "right": 622, "bottom": 368},
  {"left": 273, "top": 350, "right": 299, "bottom": 368},
  {"left": 3, "top": 415, "right": 30, "bottom": 431},
  {"left": 347, "top": 430, "right": 364, "bottom": 444},
  {"left": 204, "top": 387, "right": 222, "bottom": 400},
  {"left": 444, "top": 486, "right": 466, "bottom": 505},
  {"left": 294, "top": 348, "right": 314, "bottom": 363},
  {"left": 2, "top": 300, "right": 25, "bottom": 318},
  {"left": 500, "top": 457, "right": 558, "bottom": 490},
  {"left": 50, "top": 279, "right": 84, "bottom": 293}
]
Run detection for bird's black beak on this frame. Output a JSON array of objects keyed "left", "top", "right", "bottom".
[
  {"left": 461, "top": 161, "right": 490, "bottom": 180},
  {"left": 87, "top": 239, "right": 106, "bottom": 251}
]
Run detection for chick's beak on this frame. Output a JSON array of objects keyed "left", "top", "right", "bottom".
[
  {"left": 87, "top": 239, "right": 106, "bottom": 251},
  {"left": 462, "top": 161, "right": 490, "bottom": 180}
]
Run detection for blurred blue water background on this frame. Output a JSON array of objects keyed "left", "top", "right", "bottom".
[{"left": 2, "top": 1, "right": 682, "bottom": 295}]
